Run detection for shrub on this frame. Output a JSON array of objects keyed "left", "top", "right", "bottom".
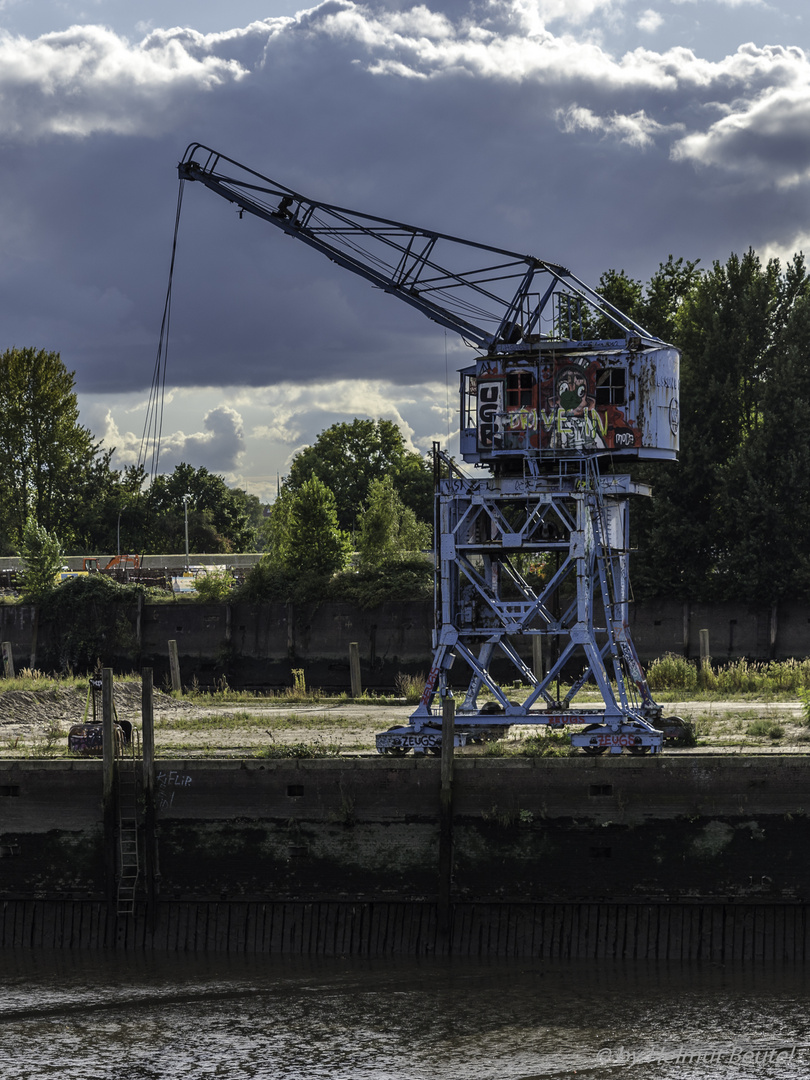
[
  {"left": 19, "top": 520, "right": 62, "bottom": 602},
  {"left": 194, "top": 567, "right": 235, "bottom": 602},
  {"left": 646, "top": 653, "right": 698, "bottom": 692},
  {"left": 329, "top": 555, "right": 432, "bottom": 607},
  {"left": 395, "top": 671, "right": 427, "bottom": 704}
]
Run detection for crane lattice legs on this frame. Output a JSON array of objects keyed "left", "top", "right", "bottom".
[{"left": 377, "top": 455, "right": 670, "bottom": 756}]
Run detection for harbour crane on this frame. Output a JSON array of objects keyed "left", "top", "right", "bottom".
[{"left": 177, "top": 143, "right": 688, "bottom": 755}]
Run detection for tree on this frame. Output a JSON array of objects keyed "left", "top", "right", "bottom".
[
  {"left": 0, "top": 347, "right": 100, "bottom": 552},
  {"left": 633, "top": 249, "right": 810, "bottom": 601},
  {"left": 285, "top": 419, "right": 432, "bottom": 531},
  {"left": 719, "top": 289, "right": 810, "bottom": 603},
  {"left": 19, "top": 519, "right": 63, "bottom": 602},
  {"left": 588, "top": 269, "right": 644, "bottom": 339},
  {"left": 638, "top": 255, "right": 702, "bottom": 342},
  {"left": 276, "top": 477, "right": 352, "bottom": 579},
  {"left": 357, "top": 476, "right": 431, "bottom": 568},
  {"left": 142, "top": 463, "right": 257, "bottom": 554},
  {"left": 70, "top": 459, "right": 145, "bottom": 555}
]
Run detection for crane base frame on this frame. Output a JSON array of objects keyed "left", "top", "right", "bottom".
[{"left": 375, "top": 455, "right": 675, "bottom": 756}]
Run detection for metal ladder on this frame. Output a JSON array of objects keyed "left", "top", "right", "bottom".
[{"left": 116, "top": 729, "right": 141, "bottom": 916}]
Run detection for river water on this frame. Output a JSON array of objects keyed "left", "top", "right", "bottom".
[{"left": 1, "top": 952, "right": 808, "bottom": 1079}]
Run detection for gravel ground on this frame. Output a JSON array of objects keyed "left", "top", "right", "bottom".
[{"left": 1, "top": 685, "right": 809, "bottom": 757}]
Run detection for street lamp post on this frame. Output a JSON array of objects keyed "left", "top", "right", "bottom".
[{"left": 182, "top": 494, "right": 192, "bottom": 571}]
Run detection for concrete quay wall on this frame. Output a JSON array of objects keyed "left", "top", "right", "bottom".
[
  {"left": 2, "top": 756, "right": 809, "bottom": 904},
  {"left": 4, "top": 755, "right": 810, "bottom": 957}
]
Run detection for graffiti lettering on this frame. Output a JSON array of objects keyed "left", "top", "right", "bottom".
[
  {"left": 535, "top": 407, "right": 609, "bottom": 438},
  {"left": 419, "top": 659, "right": 442, "bottom": 708},
  {"left": 477, "top": 381, "right": 503, "bottom": 448},
  {"left": 156, "top": 769, "right": 192, "bottom": 811},
  {"left": 591, "top": 733, "right": 636, "bottom": 747}
]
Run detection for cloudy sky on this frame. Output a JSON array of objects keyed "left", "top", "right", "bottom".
[{"left": 2, "top": 0, "right": 808, "bottom": 502}]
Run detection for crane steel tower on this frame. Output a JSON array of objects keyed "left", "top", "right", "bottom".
[{"left": 178, "top": 143, "right": 686, "bottom": 756}]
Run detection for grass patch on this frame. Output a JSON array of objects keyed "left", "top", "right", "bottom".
[
  {"left": 747, "top": 719, "right": 785, "bottom": 740},
  {"left": 252, "top": 741, "right": 343, "bottom": 758},
  {"left": 647, "top": 655, "right": 810, "bottom": 698},
  {"left": 473, "top": 730, "right": 573, "bottom": 757},
  {"left": 395, "top": 672, "right": 427, "bottom": 705},
  {"left": 0, "top": 669, "right": 141, "bottom": 692},
  {"left": 155, "top": 710, "right": 368, "bottom": 733}
]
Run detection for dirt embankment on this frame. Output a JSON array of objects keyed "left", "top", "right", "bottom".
[{"left": 0, "top": 683, "right": 195, "bottom": 736}]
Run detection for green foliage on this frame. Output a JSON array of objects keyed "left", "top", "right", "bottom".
[
  {"left": 648, "top": 654, "right": 810, "bottom": 696},
  {"left": 285, "top": 418, "right": 432, "bottom": 531},
  {"left": 747, "top": 719, "right": 785, "bottom": 739},
  {"left": 194, "top": 567, "right": 236, "bottom": 602},
  {"left": 584, "top": 268, "right": 644, "bottom": 340},
  {"left": 275, "top": 476, "right": 353, "bottom": 580},
  {"left": 357, "top": 475, "right": 431, "bottom": 568},
  {"left": 515, "top": 731, "right": 573, "bottom": 757},
  {"left": 632, "top": 249, "right": 810, "bottom": 602},
  {"left": 329, "top": 555, "right": 433, "bottom": 607},
  {"left": 236, "top": 557, "right": 297, "bottom": 602},
  {"left": 253, "top": 740, "right": 342, "bottom": 758},
  {"left": 0, "top": 347, "right": 100, "bottom": 552},
  {"left": 19, "top": 519, "right": 63, "bottom": 602},
  {"left": 142, "top": 463, "right": 257, "bottom": 554},
  {"left": 394, "top": 671, "right": 427, "bottom": 703},
  {"left": 646, "top": 653, "right": 699, "bottom": 692},
  {"left": 37, "top": 575, "right": 150, "bottom": 672}
]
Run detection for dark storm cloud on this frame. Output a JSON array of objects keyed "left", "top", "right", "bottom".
[{"left": 1, "top": 6, "right": 810, "bottom": 398}]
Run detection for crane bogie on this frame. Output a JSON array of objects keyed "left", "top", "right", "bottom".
[{"left": 177, "top": 144, "right": 685, "bottom": 756}]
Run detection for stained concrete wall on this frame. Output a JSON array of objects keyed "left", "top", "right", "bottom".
[
  {"left": 3, "top": 757, "right": 809, "bottom": 905},
  {"left": 1, "top": 598, "right": 810, "bottom": 689}
]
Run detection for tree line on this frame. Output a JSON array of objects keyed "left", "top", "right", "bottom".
[
  {"left": 595, "top": 250, "right": 810, "bottom": 605},
  {"left": 6, "top": 243, "right": 810, "bottom": 608},
  {"left": 0, "top": 347, "right": 262, "bottom": 558}
]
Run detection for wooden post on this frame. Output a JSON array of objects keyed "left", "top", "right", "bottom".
[
  {"left": 136, "top": 592, "right": 143, "bottom": 659},
  {"left": 102, "top": 667, "right": 117, "bottom": 908},
  {"left": 770, "top": 603, "right": 778, "bottom": 660},
  {"left": 29, "top": 607, "right": 38, "bottom": 670},
  {"left": 141, "top": 667, "right": 160, "bottom": 931},
  {"left": 438, "top": 692, "right": 455, "bottom": 939},
  {"left": 1, "top": 641, "right": 14, "bottom": 679},
  {"left": 531, "top": 634, "right": 543, "bottom": 682},
  {"left": 168, "top": 639, "right": 182, "bottom": 693},
  {"left": 349, "top": 642, "right": 362, "bottom": 698},
  {"left": 699, "top": 629, "right": 710, "bottom": 665}
]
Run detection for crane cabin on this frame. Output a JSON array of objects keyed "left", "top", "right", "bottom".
[{"left": 460, "top": 344, "right": 679, "bottom": 469}]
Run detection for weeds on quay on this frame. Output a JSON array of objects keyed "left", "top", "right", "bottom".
[{"left": 647, "top": 654, "right": 810, "bottom": 698}]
